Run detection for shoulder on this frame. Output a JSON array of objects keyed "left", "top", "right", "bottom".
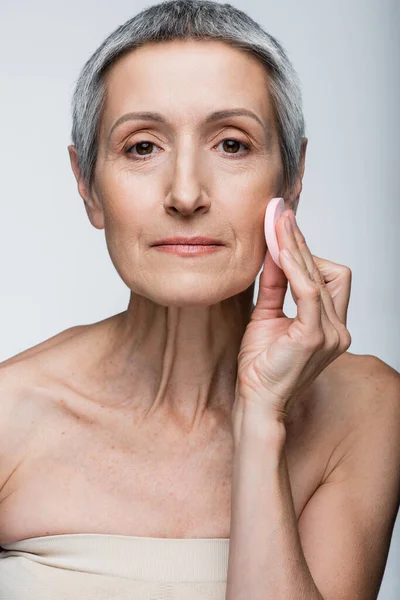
[
  {"left": 322, "top": 351, "right": 400, "bottom": 479},
  {"left": 0, "top": 322, "right": 91, "bottom": 410},
  {"left": 0, "top": 325, "right": 85, "bottom": 370},
  {"left": 296, "top": 354, "right": 400, "bottom": 599},
  {"left": 316, "top": 351, "right": 399, "bottom": 411},
  {"left": 332, "top": 351, "right": 400, "bottom": 418},
  {"left": 326, "top": 351, "right": 400, "bottom": 443},
  {"left": 0, "top": 326, "right": 86, "bottom": 462},
  {"left": 0, "top": 363, "right": 42, "bottom": 495},
  {"left": 288, "top": 352, "right": 399, "bottom": 480},
  {"left": 289, "top": 351, "right": 399, "bottom": 433},
  {"left": 0, "top": 323, "right": 92, "bottom": 407}
]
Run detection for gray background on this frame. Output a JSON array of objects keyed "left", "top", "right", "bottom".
[{"left": 0, "top": 0, "right": 399, "bottom": 597}]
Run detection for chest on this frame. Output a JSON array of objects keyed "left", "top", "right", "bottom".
[{"left": 0, "top": 392, "right": 332, "bottom": 547}]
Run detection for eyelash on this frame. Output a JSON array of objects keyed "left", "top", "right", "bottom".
[{"left": 124, "top": 138, "right": 251, "bottom": 161}]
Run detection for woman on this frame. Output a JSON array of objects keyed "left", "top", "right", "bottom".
[{"left": 0, "top": 1, "right": 399, "bottom": 599}]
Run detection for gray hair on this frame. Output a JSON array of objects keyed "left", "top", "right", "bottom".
[{"left": 70, "top": 0, "right": 306, "bottom": 199}]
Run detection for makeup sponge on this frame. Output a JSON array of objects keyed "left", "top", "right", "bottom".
[{"left": 264, "top": 197, "right": 286, "bottom": 269}]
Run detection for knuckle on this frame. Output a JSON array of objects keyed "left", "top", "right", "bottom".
[
  {"left": 306, "top": 283, "right": 321, "bottom": 300},
  {"left": 310, "top": 331, "right": 325, "bottom": 350},
  {"left": 330, "top": 329, "right": 341, "bottom": 350},
  {"left": 341, "top": 328, "right": 352, "bottom": 350},
  {"left": 344, "top": 266, "right": 352, "bottom": 277},
  {"left": 316, "top": 333, "right": 326, "bottom": 349},
  {"left": 341, "top": 266, "right": 352, "bottom": 281},
  {"left": 335, "top": 323, "right": 352, "bottom": 351}
]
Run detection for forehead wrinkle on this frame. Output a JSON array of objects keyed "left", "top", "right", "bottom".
[{"left": 106, "top": 108, "right": 271, "bottom": 146}]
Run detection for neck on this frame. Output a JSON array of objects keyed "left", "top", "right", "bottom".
[{"left": 85, "top": 284, "right": 255, "bottom": 434}]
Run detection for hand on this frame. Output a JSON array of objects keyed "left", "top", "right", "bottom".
[{"left": 232, "top": 209, "right": 352, "bottom": 431}]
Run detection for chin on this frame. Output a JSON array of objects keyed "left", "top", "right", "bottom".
[{"left": 140, "top": 286, "right": 240, "bottom": 308}]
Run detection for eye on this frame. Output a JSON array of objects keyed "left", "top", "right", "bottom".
[
  {"left": 215, "top": 138, "right": 251, "bottom": 157},
  {"left": 124, "top": 138, "right": 251, "bottom": 160},
  {"left": 125, "top": 141, "right": 160, "bottom": 159}
]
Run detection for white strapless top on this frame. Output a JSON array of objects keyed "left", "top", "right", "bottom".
[{"left": 0, "top": 533, "right": 230, "bottom": 599}]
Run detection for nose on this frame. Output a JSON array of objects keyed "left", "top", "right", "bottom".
[{"left": 163, "top": 136, "right": 211, "bottom": 216}]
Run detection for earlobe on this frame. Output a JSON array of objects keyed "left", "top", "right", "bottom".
[{"left": 85, "top": 203, "right": 105, "bottom": 230}]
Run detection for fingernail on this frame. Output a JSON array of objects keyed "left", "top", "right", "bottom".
[{"left": 285, "top": 215, "right": 293, "bottom": 233}]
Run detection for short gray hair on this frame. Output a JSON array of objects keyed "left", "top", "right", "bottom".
[{"left": 70, "top": 0, "right": 306, "bottom": 198}]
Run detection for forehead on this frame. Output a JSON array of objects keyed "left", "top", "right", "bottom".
[{"left": 101, "top": 39, "right": 274, "bottom": 134}]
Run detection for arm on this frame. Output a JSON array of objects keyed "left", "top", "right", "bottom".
[
  {"left": 226, "top": 358, "right": 400, "bottom": 600},
  {"left": 226, "top": 411, "right": 323, "bottom": 600}
]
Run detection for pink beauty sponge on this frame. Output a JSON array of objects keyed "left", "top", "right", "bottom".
[{"left": 264, "top": 197, "right": 286, "bottom": 269}]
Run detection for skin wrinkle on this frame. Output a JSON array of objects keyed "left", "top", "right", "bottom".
[
  {"left": 106, "top": 108, "right": 272, "bottom": 146},
  {"left": 68, "top": 39, "right": 306, "bottom": 437}
]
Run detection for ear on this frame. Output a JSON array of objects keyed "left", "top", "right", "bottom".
[
  {"left": 285, "top": 137, "right": 308, "bottom": 214},
  {"left": 67, "top": 145, "right": 105, "bottom": 230}
]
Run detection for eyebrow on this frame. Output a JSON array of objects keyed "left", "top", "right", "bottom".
[{"left": 107, "top": 108, "right": 267, "bottom": 142}]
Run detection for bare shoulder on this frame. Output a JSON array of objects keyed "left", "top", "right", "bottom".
[
  {"left": 332, "top": 351, "right": 400, "bottom": 416},
  {"left": 0, "top": 325, "right": 83, "bottom": 436},
  {"left": 288, "top": 351, "right": 399, "bottom": 433},
  {"left": 0, "top": 322, "right": 95, "bottom": 419},
  {"left": 0, "top": 325, "right": 85, "bottom": 370},
  {"left": 287, "top": 351, "right": 400, "bottom": 480},
  {"left": 321, "top": 351, "right": 400, "bottom": 480},
  {"left": 295, "top": 355, "right": 400, "bottom": 599},
  {"left": 0, "top": 326, "right": 88, "bottom": 487}
]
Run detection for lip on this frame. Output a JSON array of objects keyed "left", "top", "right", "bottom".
[
  {"left": 152, "top": 236, "right": 224, "bottom": 246},
  {"left": 153, "top": 244, "right": 224, "bottom": 256}
]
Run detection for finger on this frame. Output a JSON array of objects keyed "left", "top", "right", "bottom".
[
  {"left": 278, "top": 211, "right": 334, "bottom": 342},
  {"left": 285, "top": 212, "right": 351, "bottom": 352},
  {"left": 285, "top": 212, "right": 345, "bottom": 331},
  {"left": 254, "top": 243, "right": 288, "bottom": 319},
  {"left": 279, "top": 247, "right": 323, "bottom": 339},
  {"left": 313, "top": 256, "right": 352, "bottom": 326}
]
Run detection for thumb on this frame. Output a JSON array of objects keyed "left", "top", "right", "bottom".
[{"left": 253, "top": 248, "right": 288, "bottom": 319}]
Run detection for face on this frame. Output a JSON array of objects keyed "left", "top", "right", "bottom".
[{"left": 69, "top": 39, "right": 292, "bottom": 307}]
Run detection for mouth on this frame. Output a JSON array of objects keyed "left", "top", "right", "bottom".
[
  {"left": 152, "top": 244, "right": 224, "bottom": 255},
  {"left": 152, "top": 236, "right": 224, "bottom": 246}
]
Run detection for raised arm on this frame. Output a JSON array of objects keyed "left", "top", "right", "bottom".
[{"left": 226, "top": 356, "right": 400, "bottom": 600}]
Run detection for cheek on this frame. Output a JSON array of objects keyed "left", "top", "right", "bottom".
[
  {"left": 229, "top": 215, "right": 266, "bottom": 272},
  {"left": 104, "top": 200, "right": 139, "bottom": 230},
  {"left": 244, "top": 228, "right": 267, "bottom": 268},
  {"left": 98, "top": 192, "right": 144, "bottom": 267},
  {"left": 98, "top": 178, "right": 146, "bottom": 234}
]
